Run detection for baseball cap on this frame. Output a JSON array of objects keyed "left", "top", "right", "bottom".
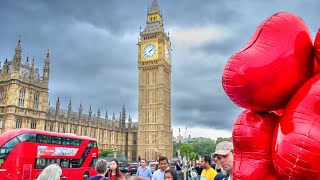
[{"left": 212, "top": 141, "right": 233, "bottom": 157}]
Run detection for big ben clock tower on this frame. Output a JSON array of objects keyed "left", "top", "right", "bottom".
[{"left": 137, "top": 0, "right": 173, "bottom": 161}]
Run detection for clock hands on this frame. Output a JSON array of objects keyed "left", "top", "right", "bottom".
[{"left": 144, "top": 44, "right": 156, "bottom": 58}]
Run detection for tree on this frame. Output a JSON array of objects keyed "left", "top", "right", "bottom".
[
  {"left": 216, "top": 137, "right": 232, "bottom": 145},
  {"left": 99, "top": 149, "right": 112, "bottom": 157},
  {"left": 173, "top": 141, "right": 184, "bottom": 157},
  {"left": 191, "top": 140, "right": 215, "bottom": 156},
  {"left": 189, "top": 152, "right": 198, "bottom": 161},
  {"left": 180, "top": 144, "right": 194, "bottom": 158}
]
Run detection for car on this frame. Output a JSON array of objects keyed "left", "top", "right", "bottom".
[
  {"left": 148, "top": 162, "right": 158, "bottom": 173},
  {"left": 119, "top": 162, "right": 128, "bottom": 173},
  {"left": 127, "top": 162, "right": 139, "bottom": 175},
  {"left": 169, "top": 161, "right": 175, "bottom": 170}
]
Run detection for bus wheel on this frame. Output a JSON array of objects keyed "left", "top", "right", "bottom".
[{"left": 83, "top": 171, "right": 90, "bottom": 179}]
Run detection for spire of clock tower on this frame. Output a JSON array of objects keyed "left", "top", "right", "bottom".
[
  {"left": 142, "top": 0, "right": 164, "bottom": 35},
  {"left": 148, "top": 0, "right": 160, "bottom": 15}
]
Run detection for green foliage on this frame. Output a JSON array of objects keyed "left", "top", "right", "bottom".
[
  {"left": 191, "top": 140, "right": 215, "bottom": 156},
  {"left": 215, "top": 137, "right": 232, "bottom": 145},
  {"left": 189, "top": 152, "right": 198, "bottom": 160},
  {"left": 173, "top": 141, "right": 184, "bottom": 153},
  {"left": 99, "top": 149, "right": 113, "bottom": 157},
  {"left": 174, "top": 137, "right": 232, "bottom": 160},
  {"left": 180, "top": 144, "right": 194, "bottom": 157}
]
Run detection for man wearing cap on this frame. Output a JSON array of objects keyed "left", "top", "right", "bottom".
[{"left": 212, "top": 141, "right": 234, "bottom": 180}]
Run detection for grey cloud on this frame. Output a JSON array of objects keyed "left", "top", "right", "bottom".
[{"left": 0, "top": 0, "right": 319, "bottom": 134}]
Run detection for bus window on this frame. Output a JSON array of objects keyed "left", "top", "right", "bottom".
[
  {"left": 0, "top": 137, "right": 20, "bottom": 155},
  {"left": 0, "top": 148, "right": 5, "bottom": 154},
  {"left": 0, "top": 159, "right": 4, "bottom": 167},
  {"left": 36, "top": 135, "right": 51, "bottom": 144},
  {"left": 62, "top": 138, "right": 72, "bottom": 145},
  {"left": 87, "top": 142, "right": 93, "bottom": 148},
  {"left": 70, "top": 159, "right": 80, "bottom": 168},
  {"left": 90, "top": 157, "right": 98, "bottom": 167},
  {"left": 73, "top": 139, "right": 82, "bottom": 146},
  {"left": 35, "top": 158, "right": 46, "bottom": 169},
  {"left": 93, "top": 142, "right": 98, "bottom": 148},
  {"left": 2, "top": 137, "right": 19, "bottom": 148},
  {"left": 61, "top": 159, "right": 69, "bottom": 168},
  {"left": 51, "top": 136, "right": 62, "bottom": 144},
  {"left": 17, "top": 133, "right": 36, "bottom": 142},
  {"left": 56, "top": 159, "right": 61, "bottom": 166}
]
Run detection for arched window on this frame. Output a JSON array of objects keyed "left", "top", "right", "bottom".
[
  {"left": 18, "top": 89, "right": 25, "bottom": 107},
  {"left": 16, "top": 117, "right": 22, "bottom": 128},
  {"left": 0, "top": 87, "right": 5, "bottom": 103},
  {"left": 0, "top": 118, "right": 3, "bottom": 129},
  {"left": 30, "top": 119, "right": 36, "bottom": 129},
  {"left": 49, "top": 123, "right": 53, "bottom": 132},
  {"left": 33, "top": 92, "right": 39, "bottom": 110},
  {"left": 62, "top": 125, "right": 65, "bottom": 133}
]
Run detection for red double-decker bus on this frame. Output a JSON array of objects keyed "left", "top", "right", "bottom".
[{"left": 0, "top": 128, "right": 99, "bottom": 180}]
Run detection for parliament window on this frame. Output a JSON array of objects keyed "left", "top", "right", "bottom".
[
  {"left": 30, "top": 120, "right": 36, "bottom": 129},
  {"left": 0, "top": 118, "right": 2, "bottom": 129},
  {"left": 16, "top": 117, "right": 22, "bottom": 128},
  {"left": 18, "top": 89, "right": 25, "bottom": 107},
  {"left": 33, "top": 93, "right": 39, "bottom": 110},
  {"left": 49, "top": 123, "right": 53, "bottom": 132},
  {"left": 0, "top": 88, "right": 5, "bottom": 102}
]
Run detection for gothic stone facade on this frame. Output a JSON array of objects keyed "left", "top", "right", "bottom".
[
  {"left": 0, "top": 40, "right": 138, "bottom": 161},
  {"left": 0, "top": 0, "right": 173, "bottom": 162}
]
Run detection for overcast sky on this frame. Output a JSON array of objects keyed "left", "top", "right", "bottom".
[{"left": 0, "top": 0, "right": 319, "bottom": 140}]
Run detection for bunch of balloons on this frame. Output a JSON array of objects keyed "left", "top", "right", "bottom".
[{"left": 222, "top": 12, "right": 320, "bottom": 179}]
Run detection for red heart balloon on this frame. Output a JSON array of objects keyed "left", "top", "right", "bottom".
[
  {"left": 315, "top": 28, "right": 320, "bottom": 65},
  {"left": 222, "top": 12, "right": 314, "bottom": 111},
  {"left": 273, "top": 109, "right": 283, "bottom": 116},
  {"left": 233, "top": 110, "right": 279, "bottom": 180},
  {"left": 273, "top": 73, "right": 320, "bottom": 179},
  {"left": 313, "top": 57, "right": 320, "bottom": 75}
]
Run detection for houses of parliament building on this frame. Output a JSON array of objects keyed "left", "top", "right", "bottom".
[{"left": 0, "top": 0, "right": 173, "bottom": 161}]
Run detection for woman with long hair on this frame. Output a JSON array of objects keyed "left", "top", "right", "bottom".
[
  {"left": 108, "top": 159, "right": 123, "bottom": 180},
  {"left": 164, "top": 169, "right": 179, "bottom": 180}
]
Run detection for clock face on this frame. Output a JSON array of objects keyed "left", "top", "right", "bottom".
[
  {"left": 143, "top": 44, "right": 157, "bottom": 58},
  {"left": 165, "top": 47, "right": 170, "bottom": 59}
]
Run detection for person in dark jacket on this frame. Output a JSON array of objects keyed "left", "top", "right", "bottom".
[
  {"left": 214, "top": 173, "right": 228, "bottom": 180},
  {"left": 175, "top": 160, "right": 182, "bottom": 171},
  {"left": 88, "top": 159, "right": 109, "bottom": 180},
  {"left": 194, "top": 162, "right": 202, "bottom": 180}
]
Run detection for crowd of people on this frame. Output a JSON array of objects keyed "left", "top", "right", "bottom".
[{"left": 36, "top": 141, "right": 234, "bottom": 180}]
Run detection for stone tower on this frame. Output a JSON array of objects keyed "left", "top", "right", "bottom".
[
  {"left": 137, "top": 0, "right": 173, "bottom": 161},
  {"left": 0, "top": 37, "right": 49, "bottom": 134}
]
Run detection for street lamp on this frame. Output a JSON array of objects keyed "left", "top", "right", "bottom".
[
  {"left": 154, "top": 149, "right": 158, "bottom": 161},
  {"left": 113, "top": 146, "right": 118, "bottom": 158}
]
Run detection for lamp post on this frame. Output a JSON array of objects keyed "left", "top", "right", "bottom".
[
  {"left": 154, "top": 149, "right": 158, "bottom": 161},
  {"left": 144, "top": 138, "right": 147, "bottom": 160},
  {"left": 113, "top": 146, "right": 118, "bottom": 158},
  {"left": 145, "top": 149, "right": 147, "bottom": 161}
]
